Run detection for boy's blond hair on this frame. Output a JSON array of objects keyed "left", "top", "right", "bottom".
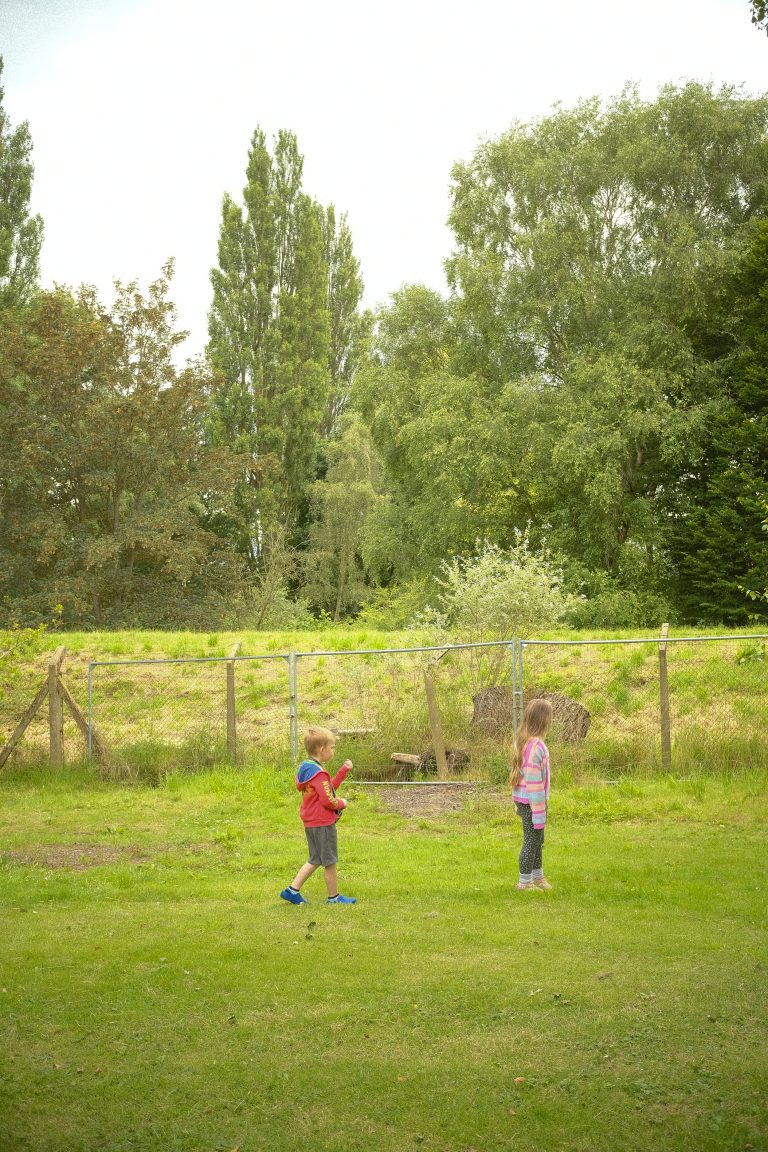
[{"left": 304, "top": 725, "right": 336, "bottom": 757}]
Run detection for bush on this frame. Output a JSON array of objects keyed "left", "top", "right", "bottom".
[
  {"left": 566, "top": 588, "right": 676, "bottom": 629},
  {"left": 0, "top": 621, "right": 50, "bottom": 686},
  {"left": 354, "top": 580, "right": 433, "bottom": 629},
  {"left": 425, "top": 535, "right": 577, "bottom": 642}
]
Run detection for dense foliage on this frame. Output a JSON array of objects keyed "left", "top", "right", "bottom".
[
  {"left": 0, "top": 68, "right": 766, "bottom": 630},
  {"left": 353, "top": 83, "right": 768, "bottom": 626},
  {"left": 206, "top": 129, "right": 365, "bottom": 564},
  {"left": 0, "top": 270, "right": 245, "bottom": 627},
  {"left": 0, "top": 59, "right": 42, "bottom": 307}
]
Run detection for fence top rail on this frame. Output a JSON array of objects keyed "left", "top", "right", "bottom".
[
  {"left": 85, "top": 633, "right": 766, "bottom": 670},
  {"left": 521, "top": 634, "right": 768, "bottom": 647},
  {"left": 87, "top": 653, "right": 291, "bottom": 670},
  {"left": 294, "top": 640, "right": 515, "bottom": 659},
  {"left": 87, "top": 639, "right": 515, "bottom": 672}
]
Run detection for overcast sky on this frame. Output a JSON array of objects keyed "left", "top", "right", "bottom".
[{"left": 1, "top": 0, "right": 766, "bottom": 360}]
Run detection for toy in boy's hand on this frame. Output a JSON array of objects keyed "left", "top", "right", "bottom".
[{"left": 337, "top": 759, "right": 352, "bottom": 816}]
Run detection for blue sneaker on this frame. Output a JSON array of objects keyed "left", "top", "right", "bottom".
[
  {"left": 326, "top": 894, "right": 356, "bottom": 905},
  {"left": 280, "top": 887, "right": 307, "bottom": 905}
]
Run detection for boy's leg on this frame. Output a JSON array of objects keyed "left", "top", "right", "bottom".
[
  {"left": 323, "top": 863, "right": 338, "bottom": 897},
  {"left": 290, "top": 862, "right": 318, "bottom": 891},
  {"left": 320, "top": 826, "right": 356, "bottom": 903},
  {"left": 281, "top": 828, "right": 322, "bottom": 904}
]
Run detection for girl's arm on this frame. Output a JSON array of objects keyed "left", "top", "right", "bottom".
[{"left": 525, "top": 742, "right": 548, "bottom": 829}]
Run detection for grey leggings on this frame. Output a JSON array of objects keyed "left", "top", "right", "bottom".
[{"left": 515, "top": 801, "right": 544, "bottom": 874}]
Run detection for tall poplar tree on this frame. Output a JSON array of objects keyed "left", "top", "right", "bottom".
[
  {"left": 322, "top": 205, "right": 367, "bottom": 435},
  {"left": 207, "top": 129, "right": 363, "bottom": 564},
  {"left": 0, "top": 57, "right": 43, "bottom": 306}
]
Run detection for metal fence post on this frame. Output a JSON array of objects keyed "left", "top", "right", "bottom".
[
  {"left": 289, "top": 653, "right": 299, "bottom": 763},
  {"left": 658, "top": 623, "right": 672, "bottom": 770},
  {"left": 512, "top": 639, "right": 523, "bottom": 739},
  {"left": 87, "top": 662, "right": 94, "bottom": 762},
  {"left": 226, "top": 641, "right": 241, "bottom": 762}
]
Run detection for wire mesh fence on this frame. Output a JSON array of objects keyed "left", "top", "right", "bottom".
[
  {"left": 520, "top": 633, "right": 768, "bottom": 777},
  {"left": 292, "top": 641, "right": 518, "bottom": 783},
  {"left": 87, "top": 655, "right": 291, "bottom": 779},
  {"left": 3, "top": 630, "right": 764, "bottom": 780}
]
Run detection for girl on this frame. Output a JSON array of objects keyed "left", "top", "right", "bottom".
[{"left": 509, "top": 698, "right": 553, "bottom": 891}]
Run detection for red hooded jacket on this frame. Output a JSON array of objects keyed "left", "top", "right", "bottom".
[{"left": 296, "top": 759, "right": 350, "bottom": 827}]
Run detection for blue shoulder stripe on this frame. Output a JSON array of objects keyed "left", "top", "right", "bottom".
[{"left": 297, "top": 760, "right": 323, "bottom": 784}]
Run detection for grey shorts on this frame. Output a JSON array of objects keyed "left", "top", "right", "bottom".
[{"left": 305, "top": 824, "right": 339, "bottom": 867}]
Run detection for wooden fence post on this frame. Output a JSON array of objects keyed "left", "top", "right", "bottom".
[
  {"left": 48, "top": 646, "right": 66, "bottom": 768},
  {"left": 658, "top": 623, "right": 671, "bottom": 770},
  {"left": 423, "top": 666, "right": 448, "bottom": 779},
  {"left": 226, "top": 641, "right": 241, "bottom": 762}
]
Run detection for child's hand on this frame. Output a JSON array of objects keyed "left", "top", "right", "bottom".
[{"left": 342, "top": 758, "right": 353, "bottom": 772}]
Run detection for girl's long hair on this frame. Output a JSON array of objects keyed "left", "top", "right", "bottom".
[{"left": 509, "top": 698, "right": 553, "bottom": 787}]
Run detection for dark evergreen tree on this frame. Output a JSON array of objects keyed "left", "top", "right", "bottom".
[{"left": 667, "top": 220, "right": 768, "bottom": 622}]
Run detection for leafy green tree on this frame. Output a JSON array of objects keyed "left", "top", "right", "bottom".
[
  {"left": 448, "top": 84, "right": 768, "bottom": 386},
  {"left": 302, "top": 419, "right": 384, "bottom": 620},
  {"left": 207, "top": 130, "right": 364, "bottom": 563},
  {"left": 322, "top": 206, "right": 367, "bottom": 436},
  {"left": 666, "top": 219, "right": 768, "bottom": 621},
  {"left": 751, "top": 0, "right": 767, "bottom": 33},
  {"left": 0, "top": 266, "right": 245, "bottom": 627},
  {"left": 352, "top": 86, "right": 768, "bottom": 622},
  {"left": 241, "top": 523, "right": 305, "bottom": 630},
  {"left": 443, "top": 84, "right": 768, "bottom": 611},
  {"left": 354, "top": 286, "right": 517, "bottom": 578},
  {"left": 0, "top": 57, "right": 43, "bottom": 306}
]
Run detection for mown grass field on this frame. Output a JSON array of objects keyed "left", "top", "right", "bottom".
[{"left": 1, "top": 761, "right": 767, "bottom": 1151}]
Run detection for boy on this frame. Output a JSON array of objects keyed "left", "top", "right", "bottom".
[{"left": 280, "top": 725, "right": 357, "bottom": 906}]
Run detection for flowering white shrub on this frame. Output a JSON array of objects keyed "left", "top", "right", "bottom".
[
  {"left": 417, "top": 535, "right": 578, "bottom": 691},
  {"left": 434, "top": 535, "right": 576, "bottom": 642}
]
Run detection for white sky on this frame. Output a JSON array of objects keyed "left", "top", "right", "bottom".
[{"left": 1, "top": 0, "right": 766, "bottom": 360}]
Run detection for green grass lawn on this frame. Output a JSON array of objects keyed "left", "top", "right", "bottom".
[{"left": 1, "top": 764, "right": 767, "bottom": 1151}]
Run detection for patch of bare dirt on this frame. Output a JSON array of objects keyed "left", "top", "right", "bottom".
[
  {"left": 363, "top": 783, "right": 498, "bottom": 818},
  {"left": 2, "top": 844, "right": 148, "bottom": 871},
  {"left": 1, "top": 841, "right": 212, "bottom": 871}
]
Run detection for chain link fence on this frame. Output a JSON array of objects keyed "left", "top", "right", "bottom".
[
  {"left": 292, "top": 641, "right": 518, "bottom": 783},
  {"left": 87, "top": 654, "right": 292, "bottom": 780},
  {"left": 3, "top": 630, "right": 764, "bottom": 780},
  {"left": 519, "top": 633, "right": 768, "bottom": 777}
]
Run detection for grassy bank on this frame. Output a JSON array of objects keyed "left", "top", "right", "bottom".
[
  {"left": 1, "top": 764, "right": 767, "bottom": 1151},
  {"left": 1, "top": 627, "right": 767, "bottom": 781}
]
